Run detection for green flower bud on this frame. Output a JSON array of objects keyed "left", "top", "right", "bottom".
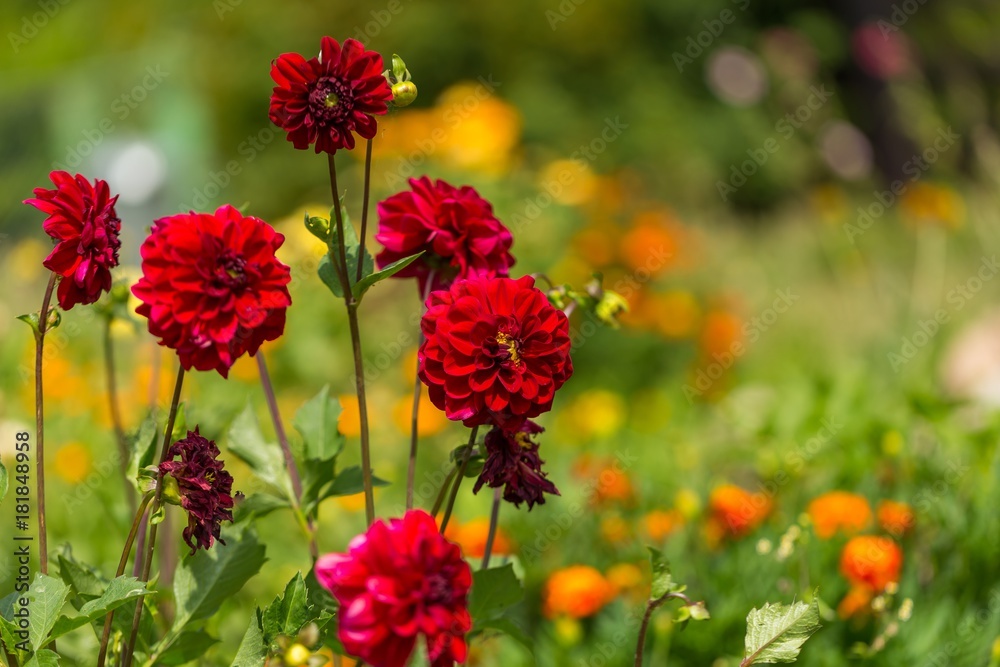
[
  {"left": 594, "top": 290, "right": 629, "bottom": 328},
  {"left": 284, "top": 644, "right": 311, "bottom": 666},
  {"left": 391, "top": 81, "right": 418, "bottom": 107}
]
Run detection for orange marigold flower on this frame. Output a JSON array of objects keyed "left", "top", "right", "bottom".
[
  {"left": 443, "top": 518, "right": 513, "bottom": 559},
  {"left": 644, "top": 509, "right": 684, "bottom": 542},
  {"left": 877, "top": 500, "right": 914, "bottom": 537},
  {"left": 840, "top": 536, "right": 903, "bottom": 592},
  {"left": 837, "top": 585, "right": 874, "bottom": 619},
  {"left": 606, "top": 563, "right": 647, "bottom": 600},
  {"left": 543, "top": 565, "right": 615, "bottom": 619},
  {"left": 708, "top": 484, "right": 772, "bottom": 539},
  {"left": 807, "top": 491, "right": 872, "bottom": 539}
]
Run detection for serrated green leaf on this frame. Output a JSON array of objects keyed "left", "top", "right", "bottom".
[
  {"left": 231, "top": 608, "right": 266, "bottom": 667},
  {"left": 743, "top": 595, "right": 821, "bottom": 665},
  {"left": 261, "top": 573, "right": 312, "bottom": 643},
  {"left": 476, "top": 616, "right": 533, "bottom": 651},
  {"left": 352, "top": 251, "right": 424, "bottom": 301},
  {"left": 24, "top": 648, "right": 60, "bottom": 667},
  {"left": 648, "top": 547, "right": 672, "bottom": 600},
  {"left": 0, "top": 592, "right": 22, "bottom": 658},
  {"left": 153, "top": 630, "right": 219, "bottom": 665},
  {"left": 469, "top": 565, "right": 523, "bottom": 628},
  {"left": 46, "top": 576, "right": 152, "bottom": 645},
  {"left": 171, "top": 526, "right": 267, "bottom": 631},
  {"left": 227, "top": 404, "right": 294, "bottom": 499},
  {"left": 127, "top": 415, "right": 159, "bottom": 494},
  {"left": 26, "top": 574, "right": 70, "bottom": 651},
  {"left": 294, "top": 385, "right": 344, "bottom": 462}
]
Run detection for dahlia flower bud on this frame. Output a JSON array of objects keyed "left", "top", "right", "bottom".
[{"left": 391, "top": 80, "right": 418, "bottom": 107}]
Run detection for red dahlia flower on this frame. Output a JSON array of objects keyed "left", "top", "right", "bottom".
[
  {"left": 24, "top": 171, "right": 121, "bottom": 310},
  {"left": 131, "top": 205, "right": 292, "bottom": 377},
  {"left": 269, "top": 36, "right": 392, "bottom": 154},
  {"left": 419, "top": 275, "right": 573, "bottom": 430},
  {"left": 315, "top": 510, "right": 472, "bottom": 667},
  {"left": 375, "top": 177, "right": 515, "bottom": 293},
  {"left": 474, "top": 421, "right": 559, "bottom": 510},
  {"left": 159, "top": 428, "right": 235, "bottom": 553}
]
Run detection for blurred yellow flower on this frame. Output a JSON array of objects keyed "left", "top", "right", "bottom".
[
  {"left": 807, "top": 491, "right": 872, "bottom": 539},
  {"left": 572, "top": 223, "right": 618, "bottom": 268},
  {"left": 606, "top": 562, "right": 647, "bottom": 600},
  {"left": 600, "top": 515, "right": 631, "bottom": 545},
  {"left": 335, "top": 492, "right": 367, "bottom": 513},
  {"left": 338, "top": 395, "right": 360, "bottom": 437},
  {"left": 392, "top": 392, "right": 447, "bottom": 438},
  {"left": 652, "top": 290, "right": 701, "bottom": 339},
  {"left": 901, "top": 182, "right": 964, "bottom": 229},
  {"left": 10, "top": 238, "right": 48, "bottom": 282},
  {"left": 543, "top": 565, "right": 615, "bottom": 619},
  {"left": 538, "top": 159, "right": 597, "bottom": 206},
  {"left": 809, "top": 183, "right": 848, "bottom": 223},
  {"left": 54, "top": 442, "right": 91, "bottom": 484},
  {"left": 560, "top": 389, "right": 626, "bottom": 440},
  {"left": 675, "top": 488, "right": 701, "bottom": 519},
  {"left": 437, "top": 83, "right": 521, "bottom": 175}
]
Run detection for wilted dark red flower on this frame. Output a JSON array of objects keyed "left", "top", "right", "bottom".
[
  {"left": 474, "top": 421, "right": 559, "bottom": 510},
  {"left": 375, "top": 177, "right": 515, "bottom": 293},
  {"left": 24, "top": 171, "right": 121, "bottom": 310},
  {"left": 315, "top": 510, "right": 471, "bottom": 667},
  {"left": 131, "top": 204, "right": 292, "bottom": 377},
  {"left": 159, "top": 428, "right": 235, "bottom": 553},
  {"left": 419, "top": 275, "right": 573, "bottom": 430},
  {"left": 269, "top": 36, "right": 392, "bottom": 154}
]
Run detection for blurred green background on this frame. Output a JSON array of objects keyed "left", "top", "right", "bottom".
[{"left": 3, "top": 0, "right": 1000, "bottom": 665}]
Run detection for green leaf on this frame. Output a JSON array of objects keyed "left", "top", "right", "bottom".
[
  {"left": 328, "top": 466, "right": 389, "bottom": 497},
  {"left": 227, "top": 404, "right": 294, "bottom": 499},
  {"left": 317, "top": 255, "right": 344, "bottom": 297},
  {"left": 154, "top": 630, "right": 219, "bottom": 665},
  {"left": 294, "top": 385, "right": 344, "bottom": 462},
  {"left": 0, "top": 460, "right": 7, "bottom": 504},
  {"left": 743, "top": 595, "right": 821, "bottom": 665},
  {"left": 231, "top": 608, "right": 266, "bottom": 667},
  {"left": 320, "top": 212, "right": 374, "bottom": 298},
  {"left": 688, "top": 601, "right": 711, "bottom": 621},
  {"left": 302, "top": 465, "right": 389, "bottom": 517},
  {"left": 352, "top": 251, "right": 424, "bottom": 301},
  {"left": 261, "top": 573, "right": 312, "bottom": 643},
  {"left": 46, "top": 576, "right": 152, "bottom": 645},
  {"left": 476, "top": 616, "right": 533, "bottom": 651},
  {"left": 171, "top": 526, "right": 267, "bottom": 631},
  {"left": 127, "top": 415, "right": 159, "bottom": 494},
  {"left": 26, "top": 574, "right": 70, "bottom": 652},
  {"left": 0, "top": 592, "right": 23, "bottom": 658},
  {"left": 469, "top": 565, "right": 524, "bottom": 628},
  {"left": 233, "top": 492, "right": 292, "bottom": 523},
  {"left": 648, "top": 547, "right": 673, "bottom": 600},
  {"left": 24, "top": 649, "right": 60, "bottom": 667}
]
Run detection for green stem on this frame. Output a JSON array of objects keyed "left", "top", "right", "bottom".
[
  {"left": 97, "top": 492, "right": 155, "bottom": 667},
  {"left": 405, "top": 272, "right": 436, "bottom": 511},
  {"left": 635, "top": 592, "right": 692, "bottom": 667},
  {"left": 356, "top": 138, "right": 374, "bottom": 284},
  {"left": 122, "top": 364, "right": 185, "bottom": 667},
  {"left": 430, "top": 466, "right": 458, "bottom": 517},
  {"left": 480, "top": 488, "right": 502, "bottom": 569},
  {"left": 34, "top": 273, "right": 56, "bottom": 575},
  {"left": 104, "top": 316, "right": 137, "bottom": 517},
  {"left": 439, "top": 426, "right": 479, "bottom": 534}
]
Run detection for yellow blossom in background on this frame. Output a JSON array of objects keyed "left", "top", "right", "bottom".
[
  {"left": 559, "top": 389, "right": 626, "bottom": 440},
  {"left": 606, "top": 562, "right": 647, "bottom": 601},
  {"left": 675, "top": 488, "right": 701, "bottom": 519},
  {"left": 10, "top": 237, "right": 48, "bottom": 283},
  {"left": 807, "top": 491, "right": 872, "bottom": 539},
  {"left": 338, "top": 395, "right": 361, "bottom": 437},
  {"left": 335, "top": 492, "right": 367, "bottom": 513},
  {"left": 272, "top": 204, "right": 330, "bottom": 266},
  {"left": 900, "top": 182, "right": 964, "bottom": 229},
  {"left": 643, "top": 509, "right": 684, "bottom": 542},
  {"left": 539, "top": 159, "right": 598, "bottom": 206},
  {"left": 600, "top": 515, "right": 631, "bottom": 545},
  {"left": 392, "top": 392, "right": 447, "bottom": 437},
  {"left": 543, "top": 565, "right": 615, "bottom": 619},
  {"left": 53, "top": 442, "right": 91, "bottom": 484},
  {"left": 572, "top": 223, "right": 618, "bottom": 269},
  {"left": 809, "top": 183, "right": 849, "bottom": 223},
  {"left": 652, "top": 290, "right": 701, "bottom": 339},
  {"left": 437, "top": 83, "right": 522, "bottom": 175}
]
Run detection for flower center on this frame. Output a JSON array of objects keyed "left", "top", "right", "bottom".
[
  {"left": 425, "top": 573, "right": 452, "bottom": 604},
  {"left": 216, "top": 250, "right": 247, "bottom": 289},
  {"left": 309, "top": 77, "right": 354, "bottom": 123},
  {"left": 495, "top": 331, "right": 520, "bottom": 364}
]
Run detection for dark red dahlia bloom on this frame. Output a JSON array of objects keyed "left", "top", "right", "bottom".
[
  {"left": 375, "top": 177, "right": 515, "bottom": 293},
  {"left": 419, "top": 275, "right": 573, "bottom": 430},
  {"left": 269, "top": 37, "right": 392, "bottom": 154},
  {"left": 24, "top": 171, "right": 121, "bottom": 310},
  {"left": 159, "top": 428, "right": 235, "bottom": 553},
  {"left": 315, "top": 510, "right": 472, "bottom": 667},
  {"left": 474, "top": 421, "right": 559, "bottom": 510},
  {"left": 131, "top": 205, "right": 292, "bottom": 377}
]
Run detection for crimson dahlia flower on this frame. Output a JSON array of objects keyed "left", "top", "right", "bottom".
[
  {"left": 315, "top": 510, "right": 471, "bottom": 667},
  {"left": 159, "top": 428, "right": 235, "bottom": 553},
  {"left": 131, "top": 204, "right": 291, "bottom": 377},
  {"left": 419, "top": 275, "right": 573, "bottom": 430},
  {"left": 474, "top": 420, "right": 559, "bottom": 510},
  {"left": 269, "top": 36, "right": 392, "bottom": 154},
  {"left": 24, "top": 171, "right": 121, "bottom": 310},
  {"left": 375, "top": 176, "right": 515, "bottom": 293}
]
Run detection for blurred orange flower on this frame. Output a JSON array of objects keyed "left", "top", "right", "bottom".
[
  {"left": 600, "top": 515, "right": 631, "bottom": 545},
  {"left": 392, "top": 392, "right": 448, "bottom": 438},
  {"left": 706, "top": 484, "right": 772, "bottom": 541},
  {"left": 699, "top": 310, "right": 744, "bottom": 360},
  {"left": 338, "top": 395, "right": 360, "bottom": 437},
  {"left": 900, "top": 182, "right": 964, "bottom": 229},
  {"left": 837, "top": 585, "right": 874, "bottom": 619},
  {"left": 543, "top": 565, "right": 615, "bottom": 619},
  {"left": 443, "top": 518, "right": 513, "bottom": 559},
  {"left": 54, "top": 442, "right": 91, "bottom": 484},
  {"left": 606, "top": 562, "right": 647, "bottom": 601},
  {"left": 643, "top": 509, "right": 684, "bottom": 542},
  {"left": 573, "top": 456, "right": 634, "bottom": 506},
  {"left": 619, "top": 211, "right": 682, "bottom": 275},
  {"left": 840, "top": 536, "right": 902, "bottom": 592},
  {"left": 877, "top": 500, "right": 914, "bottom": 538},
  {"left": 807, "top": 491, "right": 872, "bottom": 539}
]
